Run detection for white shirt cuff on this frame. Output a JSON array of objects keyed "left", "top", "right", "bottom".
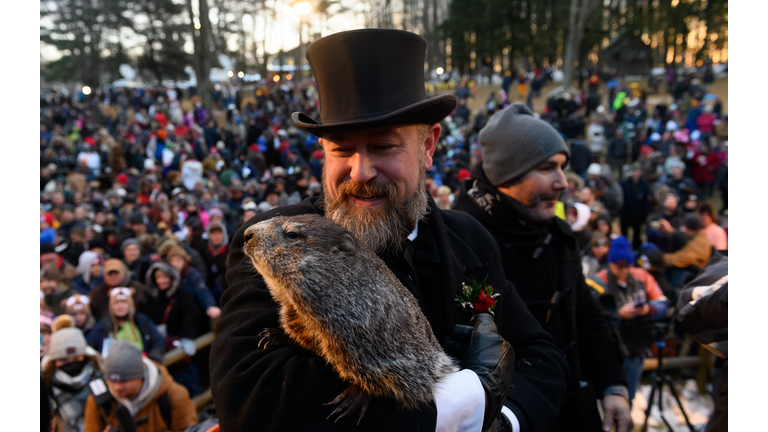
[
  {"left": 501, "top": 405, "right": 521, "bottom": 432},
  {"left": 434, "top": 369, "right": 485, "bottom": 432}
]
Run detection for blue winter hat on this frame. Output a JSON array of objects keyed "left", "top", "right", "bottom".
[{"left": 608, "top": 236, "right": 634, "bottom": 264}]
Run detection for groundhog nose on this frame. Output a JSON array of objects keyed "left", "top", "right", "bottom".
[{"left": 244, "top": 225, "right": 259, "bottom": 244}]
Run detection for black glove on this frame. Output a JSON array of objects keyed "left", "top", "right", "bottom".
[
  {"left": 485, "top": 411, "right": 514, "bottom": 432},
  {"left": 449, "top": 313, "right": 515, "bottom": 432}
]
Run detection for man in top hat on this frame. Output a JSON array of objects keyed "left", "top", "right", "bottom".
[
  {"left": 211, "top": 29, "right": 568, "bottom": 432},
  {"left": 453, "top": 103, "right": 633, "bottom": 432}
]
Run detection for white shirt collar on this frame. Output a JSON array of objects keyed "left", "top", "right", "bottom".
[{"left": 407, "top": 224, "right": 419, "bottom": 242}]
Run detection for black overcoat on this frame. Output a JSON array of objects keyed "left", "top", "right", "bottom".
[
  {"left": 454, "top": 167, "right": 628, "bottom": 431},
  {"left": 210, "top": 194, "right": 569, "bottom": 432}
]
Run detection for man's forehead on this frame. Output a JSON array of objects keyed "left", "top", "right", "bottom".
[
  {"left": 322, "top": 124, "right": 417, "bottom": 144},
  {"left": 536, "top": 152, "right": 568, "bottom": 166}
]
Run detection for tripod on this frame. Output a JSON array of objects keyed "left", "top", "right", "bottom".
[{"left": 641, "top": 337, "right": 697, "bottom": 432}]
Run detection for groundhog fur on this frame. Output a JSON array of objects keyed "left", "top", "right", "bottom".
[{"left": 243, "top": 214, "right": 458, "bottom": 411}]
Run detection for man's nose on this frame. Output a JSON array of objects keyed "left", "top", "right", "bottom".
[
  {"left": 553, "top": 168, "right": 568, "bottom": 191},
  {"left": 349, "top": 152, "right": 377, "bottom": 184}
]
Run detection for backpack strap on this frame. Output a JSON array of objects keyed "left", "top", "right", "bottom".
[{"left": 158, "top": 391, "right": 172, "bottom": 429}]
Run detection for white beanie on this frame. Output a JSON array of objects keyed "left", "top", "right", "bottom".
[{"left": 47, "top": 327, "right": 89, "bottom": 361}]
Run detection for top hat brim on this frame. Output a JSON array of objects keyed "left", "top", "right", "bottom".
[{"left": 292, "top": 94, "right": 457, "bottom": 137}]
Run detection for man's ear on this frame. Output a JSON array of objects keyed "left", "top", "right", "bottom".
[{"left": 423, "top": 123, "right": 441, "bottom": 170}]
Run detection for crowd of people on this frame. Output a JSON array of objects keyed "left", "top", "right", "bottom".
[{"left": 39, "top": 40, "right": 727, "bottom": 431}]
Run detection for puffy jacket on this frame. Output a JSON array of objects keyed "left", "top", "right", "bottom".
[{"left": 83, "top": 359, "right": 198, "bottom": 432}]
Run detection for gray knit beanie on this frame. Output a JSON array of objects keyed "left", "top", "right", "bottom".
[
  {"left": 103, "top": 340, "right": 145, "bottom": 382},
  {"left": 47, "top": 327, "right": 89, "bottom": 361},
  {"left": 479, "top": 102, "right": 570, "bottom": 186},
  {"left": 121, "top": 238, "right": 141, "bottom": 253}
]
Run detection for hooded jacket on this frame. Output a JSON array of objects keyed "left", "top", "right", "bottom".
[
  {"left": 83, "top": 358, "right": 198, "bottom": 432},
  {"left": 454, "top": 165, "right": 627, "bottom": 431},
  {"left": 143, "top": 262, "right": 200, "bottom": 340}
]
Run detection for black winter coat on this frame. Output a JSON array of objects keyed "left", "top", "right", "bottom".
[
  {"left": 210, "top": 195, "right": 570, "bottom": 432},
  {"left": 569, "top": 140, "right": 591, "bottom": 175},
  {"left": 454, "top": 167, "right": 627, "bottom": 431},
  {"left": 620, "top": 178, "right": 651, "bottom": 221},
  {"left": 607, "top": 137, "right": 628, "bottom": 163},
  {"left": 143, "top": 262, "right": 200, "bottom": 340}
]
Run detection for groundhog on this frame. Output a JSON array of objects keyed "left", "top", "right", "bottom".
[{"left": 243, "top": 214, "right": 458, "bottom": 424}]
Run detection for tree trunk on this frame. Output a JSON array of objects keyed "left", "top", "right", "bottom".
[
  {"left": 197, "top": 0, "right": 213, "bottom": 110},
  {"left": 562, "top": 0, "right": 598, "bottom": 90}
]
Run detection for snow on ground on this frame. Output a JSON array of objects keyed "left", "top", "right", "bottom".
[{"left": 630, "top": 379, "right": 714, "bottom": 431}]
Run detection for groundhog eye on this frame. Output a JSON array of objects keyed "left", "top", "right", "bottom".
[{"left": 284, "top": 231, "right": 301, "bottom": 241}]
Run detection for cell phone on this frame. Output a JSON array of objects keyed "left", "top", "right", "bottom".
[
  {"left": 650, "top": 221, "right": 661, "bottom": 229},
  {"left": 633, "top": 291, "right": 647, "bottom": 307}
]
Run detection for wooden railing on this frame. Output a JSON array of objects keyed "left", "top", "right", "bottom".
[
  {"left": 161, "top": 329, "right": 216, "bottom": 412},
  {"left": 163, "top": 329, "right": 713, "bottom": 412}
]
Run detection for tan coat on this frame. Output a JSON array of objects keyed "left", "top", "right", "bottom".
[
  {"left": 83, "top": 361, "right": 198, "bottom": 432},
  {"left": 664, "top": 231, "right": 713, "bottom": 270}
]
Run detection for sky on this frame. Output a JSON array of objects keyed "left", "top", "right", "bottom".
[{"left": 39, "top": 0, "right": 367, "bottom": 65}]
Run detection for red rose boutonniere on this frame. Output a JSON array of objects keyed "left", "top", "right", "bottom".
[{"left": 455, "top": 276, "right": 500, "bottom": 318}]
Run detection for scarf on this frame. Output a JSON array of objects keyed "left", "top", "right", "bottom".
[
  {"left": 51, "top": 361, "right": 97, "bottom": 429},
  {"left": 114, "top": 357, "right": 162, "bottom": 417}
]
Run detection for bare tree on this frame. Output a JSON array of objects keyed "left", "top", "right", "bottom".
[
  {"left": 562, "top": 0, "right": 601, "bottom": 89},
  {"left": 186, "top": 0, "right": 213, "bottom": 109}
]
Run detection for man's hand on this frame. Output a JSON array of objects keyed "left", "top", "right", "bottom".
[
  {"left": 618, "top": 303, "right": 638, "bottom": 319},
  {"left": 658, "top": 219, "right": 674, "bottom": 233},
  {"left": 450, "top": 313, "right": 515, "bottom": 431},
  {"left": 602, "top": 395, "right": 633, "bottom": 432},
  {"left": 635, "top": 303, "right": 651, "bottom": 317},
  {"left": 207, "top": 306, "right": 221, "bottom": 319}
]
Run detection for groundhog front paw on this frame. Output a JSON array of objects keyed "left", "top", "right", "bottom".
[
  {"left": 324, "top": 383, "right": 370, "bottom": 425},
  {"left": 257, "top": 328, "right": 290, "bottom": 349}
]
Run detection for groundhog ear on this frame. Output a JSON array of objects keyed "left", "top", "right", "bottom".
[{"left": 334, "top": 233, "right": 356, "bottom": 256}]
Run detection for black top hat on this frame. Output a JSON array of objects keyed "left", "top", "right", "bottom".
[{"left": 292, "top": 29, "right": 457, "bottom": 136}]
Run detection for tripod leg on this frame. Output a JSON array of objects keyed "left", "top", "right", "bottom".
[
  {"left": 656, "top": 376, "right": 676, "bottom": 432},
  {"left": 641, "top": 375, "right": 659, "bottom": 432},
  {"left": 664, "top": 375, "right": 698, "bottom": 432}
]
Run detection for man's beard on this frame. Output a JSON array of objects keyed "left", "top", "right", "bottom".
[
  {"left": 324, "top": 168, "right": 429, "bottom": 255},
  {"left": 507, "top": 190, "right": 560, "bottom": 225}
]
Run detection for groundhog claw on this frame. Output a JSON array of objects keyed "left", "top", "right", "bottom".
[
  {"left": 325, "top": 384, "right": 369, "bottom": 425},
  {"left": 258, "top": 328, "right": 285, "bottom": 349}
]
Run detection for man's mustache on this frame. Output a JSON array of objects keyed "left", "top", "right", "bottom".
[
  {"left": 540, "top": 191, "right": 560, "bottom": 202},
  {"left": 337, "top": 179, "right": 397, "bottom": 203}
]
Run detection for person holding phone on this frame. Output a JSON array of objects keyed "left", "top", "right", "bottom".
[{"left": 594, "top": 236, "right": 668, "bottom": 405}]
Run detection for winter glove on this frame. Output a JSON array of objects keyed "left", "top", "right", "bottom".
[{"left": 449, "top": 313, "right": 515, "bottom": 432}]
